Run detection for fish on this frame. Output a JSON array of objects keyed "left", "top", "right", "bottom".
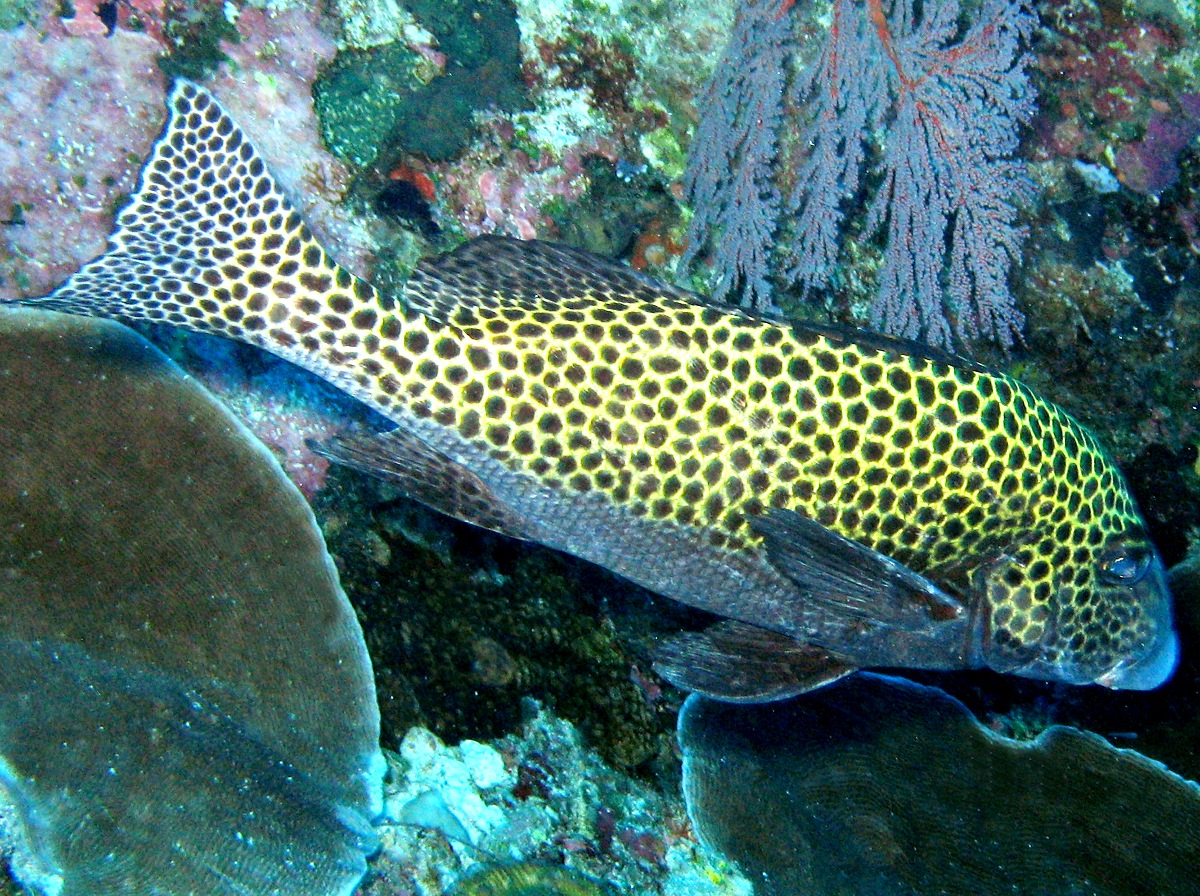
[{"left": 10, "top": 80, "right": 1177, "bottom": 701}]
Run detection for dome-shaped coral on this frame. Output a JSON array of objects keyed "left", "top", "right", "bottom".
[
  {"left": 679, "top": 673, "right": 1200, "bottom": 895},
  {"left": 0, "top": 307, "right": 384, "bottom": 896}
]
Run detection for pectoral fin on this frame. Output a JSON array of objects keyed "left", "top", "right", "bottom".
[
  {"left": 751, "top": 509, "right": 964, "bottom": 632},
  {"left": 654, "top": 620, "right": 855, "bottom": 703},
  {"left": 309, "top": 429, "right": 534, "bottom": 540}
]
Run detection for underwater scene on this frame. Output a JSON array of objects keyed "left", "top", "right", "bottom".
[{"left": 1, "top": 0, "right": 1199, "bottom": 893}]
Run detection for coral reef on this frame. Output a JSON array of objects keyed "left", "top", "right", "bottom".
[
  {"left": 1008, "top": 0, "right": 1200, "bottom": 472},
  {"left": 0, "top": 1, "right": 379, "bottom": 300},
  {"left": 314, "top": 474, "right": 677, "bottom": 773},
  {"left": 1034, "top": 5, "right": 1194, "bottom": 167},
  {"left": 314, "top": 0, "right": 526, "bottom": 167},
  {"left": 679, "top": 673, "right": 1200, "bottom": 896},
  {"left": 154, "top": 329, "right": 380, "bottom": 499},
  {"left": 368, "top": 705, "right": 750, "bottom": 896},
  {"left": 0, "top": 307, "right": 382, "bottom": 896},
  {"left": 0, "top": 25, "right": 165, "bottom": 297},
  {"left": 315, "top": 40, "right": 429, "bottom": 167},
  {"left": 4, "top": 2, "right": 1200, "bottom": 893},
  {"left": 407, "top": 0, "right": 728, "bottom": 257},
  {"left": 683, "top": 0, "right": 1036, "bottom": 348},
  {"left": 1114, "top": 95, "right": 1200, "bottom": 197}
]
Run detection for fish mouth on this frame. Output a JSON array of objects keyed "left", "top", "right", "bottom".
[
  {"left": 1097, "top": 551, "right": 1178, "bottom": 691},
  {"left": 1097, "top": 629, "right": 1179, "bottom": 690}
]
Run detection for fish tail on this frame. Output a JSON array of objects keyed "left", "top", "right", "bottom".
[{"left": 16, "top": 80, "right": 381, "bottom": 360}]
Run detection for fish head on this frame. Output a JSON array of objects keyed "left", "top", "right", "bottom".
[{"left": 976, "top": 531, "right": 1176, "bottom": 690}]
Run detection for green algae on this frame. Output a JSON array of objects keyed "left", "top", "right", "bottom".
[
  {"left": 156, "top": 3, "right": 240, "bottom": 82},
  {"left": 316, "top": 0, "right": 527, "bottom": 166},
  {"left": 639, "top": 124, "right": 688, "bottom": 183},
  {"left": 551, "top": 157, "right": 678, "bottom": 260},
  {"left": 314, "top": 41, "right": 425, "bottom": 167},
  {"left": 407, "top": 0, "right": 515, "bottom": 70},
  {"left": 0, "top": 0, "right": 38, "bottom": 30},
  {"left": 314, "top": 470, "right": 667, "bottom": 772}
]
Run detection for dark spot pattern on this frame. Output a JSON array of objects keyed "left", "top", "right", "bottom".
[{"left": 50, "top": 81, "right": 1151, "bottom": 682}]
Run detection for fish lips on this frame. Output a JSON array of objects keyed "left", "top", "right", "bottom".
[
  {"left": 1096, "top": 553, "right": 1179, "bottom": 691},
  {"left": 1097, "top": 628, "right": 1178, "bottom": 690},
  {"left": 1005, "top": 627, "right": 1178, "bottom": 692},
  {"left": 987, "top": 554, "right": 1179, "bottom": 691}
]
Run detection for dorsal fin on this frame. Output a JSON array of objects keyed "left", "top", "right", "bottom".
[
  {"left": 402, "top": 235, "right": 704, "bottom": 323},
  {"left": 404, "top": 238, "right": 991, "bottom": 377}
]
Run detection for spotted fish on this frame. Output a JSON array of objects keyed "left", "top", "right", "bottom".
[{"left": 11, "top": 81, "right": 1176, "bottom": 700}]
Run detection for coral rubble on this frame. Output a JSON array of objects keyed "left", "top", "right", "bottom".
[{"left": 370, "top": 705, "right": 750, "bottom": 896}]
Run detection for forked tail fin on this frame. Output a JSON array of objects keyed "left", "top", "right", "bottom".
[{"left": 12, "top": 80, "right": 380, "bottom": 357}]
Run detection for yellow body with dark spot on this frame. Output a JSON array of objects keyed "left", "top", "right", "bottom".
[
  {"left": 20, "top": 81, "right": 1176, "bottom": 692},
  {"left": 447, "top": 861, "right": 608, "bottom": 896}
]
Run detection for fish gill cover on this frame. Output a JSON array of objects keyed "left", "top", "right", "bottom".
[
  {"left": 678, "top": 673, "right": 1200, "bottom": 896},
  {"left": 0, "top": 307, "right": 384, "bottom": 896}
]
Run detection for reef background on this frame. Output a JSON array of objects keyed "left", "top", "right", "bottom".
[{"left": 2, "top": 0, "right": 1200, "bottom": 892}]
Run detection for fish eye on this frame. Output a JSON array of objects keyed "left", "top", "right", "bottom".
[{"left": 1098, "top": 546, "right": 1151, "bottom": 585}]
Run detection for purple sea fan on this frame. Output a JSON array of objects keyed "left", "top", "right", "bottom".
[
  {"left": 684, "top": 0, "right": 1037, "bottom": 348},
  {"left": 786, "top": 0, "right": 1038, "bottom": 347},
  {"left": 680, "top": 0, "right": 794, "bottom": 307}
]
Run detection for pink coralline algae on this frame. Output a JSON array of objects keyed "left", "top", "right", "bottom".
[
  {"left": 59, "top": 0, "right": 110, "bottom": 36},
  {"left": 474, "top": 165, "right": 545, "bottom": 240},
  {"left": 60, "top": 0, "right": 165, "bottom": 39},
  {"left": 0, "top": 27, "right": 166, "bottom": 298},
  {"left": 204, "top": 5, "right": 380, "bottom": 279},
  {"left": 1035, "top": 16, "right": 1182, "bottom": 163},
  {"left": 1, "top": 5, "right": 377, "bottom": 499},
  {"left": 432, "top": 115, "right": 619, "bottom": 242},
  {"left": 178, "top": 336, "right": 363, "bottom": 500},
  {"left": 1, "top": 4, "right": 376, "bottom": 301},
  {"left": 212, "top": 387, "right": 345, "bottom": 501},
  {"left": 1114, "top": 95, "right": 1200, "bottom": 196}
]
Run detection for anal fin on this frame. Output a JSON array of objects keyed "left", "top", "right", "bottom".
[
  {"left": 654, "top": 620, "right": 854, "bottom": 703},
  {"left": 752, "top": 509, "right": 964, "bottom": 632},
  {"left": 309, "top": 429, "right": 533, "bottom": 540}
]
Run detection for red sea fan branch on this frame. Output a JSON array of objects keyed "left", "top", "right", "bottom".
[
  {"left": 684, "top": 0, "right": 1037, "bottom": 348},
  {"left": 860, "top": 0, "right": 1036, "bottom": 346}
]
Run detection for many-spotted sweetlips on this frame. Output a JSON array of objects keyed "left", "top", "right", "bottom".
[{"left": 13, "top": 80, "right": 1177, "bottom": 701}]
